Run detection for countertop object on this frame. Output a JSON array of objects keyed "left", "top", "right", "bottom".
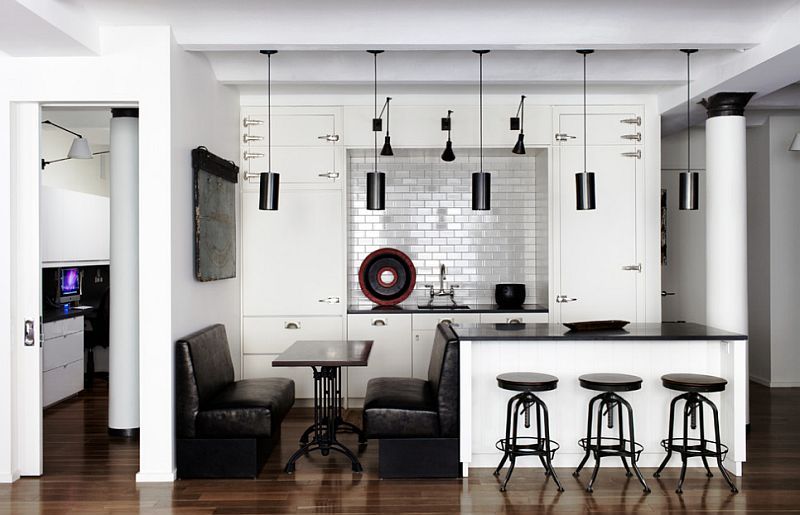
[
  {"left": 43, "top": 306, "right": 96, "bottom": 323},
  {"left": 452, "top": 322, "right": 746, "bottom": 341},
  {"left": 495, "top": 283, "right": 526, "bottom": 308},
  {"left": 272, "top": 340, "right": 374, "bottom": 367},
  {"left": 347, "top": 303, "right": 548, "bottom": 314}
]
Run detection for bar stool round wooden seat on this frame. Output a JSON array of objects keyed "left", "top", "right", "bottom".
[
  {"left": 493, "top": 372, "right": 564, "bottom": 492},
  {"left": 654, "top": 373, "right": 738, "bottom": 494},
  {"left": 573, "top": 373, "right": 650, "bottom": 493}
]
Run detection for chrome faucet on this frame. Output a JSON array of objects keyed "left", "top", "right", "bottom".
[{"left": 424, "top": 263, "right": 459, "bottom": 303}]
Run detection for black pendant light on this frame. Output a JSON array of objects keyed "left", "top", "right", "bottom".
[
  {"left": 575, "top": 49, "right": 596, "bottom": 211},
  {"left": 367, "top": 50, "right": 386, "bottom": 210},
  {"left": 472, "top": 50, "right": 491, "bottom": 211},
  {"left": 258, "top": 50, "right": 279, "bottom": 211},
  {"left": 441, "top": 110, "right": 455, "bottom": 161},
  {"left": 511, "top": 95, "right": 526, "bottom": 154},
  {"left": 679, "top": 49, "right": 699, "bottom": 211}
]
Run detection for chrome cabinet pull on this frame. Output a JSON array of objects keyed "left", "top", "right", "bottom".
[
  {"left": 507, "top": 318, "right": 522, "bottom": 324},
  {"left": 243, "top": 171, "right": 261, "bottom": 182},
  {"left": 556, "top": 295, "right": 577, "bottom": 303},
  {"left": 318, "top": 296, "right": 340, "bottom": 304},
  {"left": 622, "top": 264, "right": 642, "bottom": 272},
  {"left": 243, "top": 151, "right": 264, "bottom": 160},
  {"left": 284, "top": 321, "right": 301, "bottom": 330},
  {"left": 371, "top": 318, "right": 387, "bottom": 326},
  {"left": 621, "top": 116, "right": 642, "bottom": 126},
  {"left": 317, "top": 171, "right": 340, "bottom": 180},
  {"left": 621, "top": 133, "right": 642, "bottom": 142},
  {"left": 555, "top": 133, "right": 576, "bottom": 142},
  {"left": 622, "top": 150, "right": 641, "bottom": 159},
  {"left": 438, "top": 318, "right": 454, "bottom": 325},
  {"left": 661, "top": 291, "right": 676, "bottom": 297},
  {"left": 243, "top": 116, "right": 264, "bottom": 127},
  {"left": 243, "top": 134, "right": 263, "bottom": 143},
  {"left": 318, "top": 134, "right": 340, "bottom": 142}
]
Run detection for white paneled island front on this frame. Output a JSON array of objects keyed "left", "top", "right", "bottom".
[{"left": 454, "top": 323, "right": 747, "bottom": 477}]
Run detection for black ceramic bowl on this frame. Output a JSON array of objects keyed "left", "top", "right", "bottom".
[{"left": 495, "top": 283, "right": 526, "bottom": 308}]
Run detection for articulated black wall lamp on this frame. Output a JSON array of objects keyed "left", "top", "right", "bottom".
[
  {"left": 374, "top": 97, "right": 394, "bottom": 156},
  {"left": 511, "top": 95, "right": 526, "bottom": 155},
  {"left": 258, "top": 49, "right": 279, "bottom": 211},
  {"left": 679, "top": 49, "right": 699, "bottom": 211},
  {"left": 575, "top": 49, "right": 596, "bottom": 211},
  {"left": 366, "top": 50, "right": 386, "bottom": 210},
  {"left": 441, "top": 110, "right": 455, "bottom": 162},
  {"left": 472, "top": 49, "right": 491, "bottom": 211}
]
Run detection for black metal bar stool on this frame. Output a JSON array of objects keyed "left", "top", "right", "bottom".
[
  {"left": 654, "top": 373, "right": 738, "bottom": 494},
  {"left": 572, "top": 373, "right": 650, "bottom": 493},
  {"left": 493, "top": 372, "right": 564, "bottom": 492}
]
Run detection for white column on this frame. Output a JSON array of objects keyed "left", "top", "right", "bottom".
[
  {"left": 108, "top": 108, "right": 139, "bottom": 436},
  {"left": 704, "top": 93, "right": 753, "bottom": 335}
]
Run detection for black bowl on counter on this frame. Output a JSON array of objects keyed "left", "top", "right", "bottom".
[{"left": 495, "top": 283, "right": 526, "bottom": 308}]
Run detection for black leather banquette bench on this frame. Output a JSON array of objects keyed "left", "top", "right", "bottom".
[
  {"left": 175, "top": 324, "right": 295, "bottom": 478},
  {"left": 363, "top": 322, "right": 460, "bottom": 478}
]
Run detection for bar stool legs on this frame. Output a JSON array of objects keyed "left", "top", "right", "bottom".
[
  {"left": 494, "top": 391, "right": 564, "bottom": 492},
  {"left": 573, "top": 392, "right": 650, "bottom": 493},
  {"left": 654, "top": 392, "right": 738, "bottom": 494}
]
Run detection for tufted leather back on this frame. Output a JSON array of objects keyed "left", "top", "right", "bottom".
[
  {"left": 427, "top": 323, "right": 460, "bottom": 437},
  {"left": 175, "top": 324, "right": 235, "bottom": 438}
]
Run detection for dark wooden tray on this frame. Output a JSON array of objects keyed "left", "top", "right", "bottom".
[{"left": 563, "top": 320, "right": 630, "bottom": 331}]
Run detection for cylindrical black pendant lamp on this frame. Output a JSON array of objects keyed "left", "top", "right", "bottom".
[
  {"left": 367, "top": 50, "right": 386, "bottom": 210},
  {"left": 472, "top": 50, "right": 491, "bottom": 211},
  {"left": 258, "top": 50, "right": 279, "bottom": 211},
  {"left": 441, "top": 110, "right": 455, "bottom": 161},
  {"left": 575, "top": 49, "right": 596, "bottom": 211},
  {"left": 367, "top": 170, "right": 385, "bottom": 210},
  {"left": 679, "top": 49, "right": 699, "bottom": 210}
]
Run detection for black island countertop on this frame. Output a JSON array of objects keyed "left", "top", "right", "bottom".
[
  {"left": 347, "top": 303, "right": 548, "bottom": 314},
  {"left": 43, "top": 305, "right": 96, "bottom": 323},
  {"left": 452, "top": 322, "right": 747, "bottom": 341}
]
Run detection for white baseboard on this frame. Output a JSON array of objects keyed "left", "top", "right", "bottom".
[
  {"left": 0, "top": 471, "right": 21, "bottom": 483},
  {"left": 135, "top": 469, "right": 176, "bottom": 483}
]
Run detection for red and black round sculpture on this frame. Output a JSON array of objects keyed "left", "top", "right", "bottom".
[{"left": 358, "top": 248, "right": 416, "bottom": 306}]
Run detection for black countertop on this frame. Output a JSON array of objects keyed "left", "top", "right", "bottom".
[
  {"left": 347, "top": 303, "right": 548, "bottom": 314},
  {"left": 452, "top": 322, "right": 747, "bottom": 341},
  {"left": 43, "top": 306, "right": 96, "bottom": 323}
]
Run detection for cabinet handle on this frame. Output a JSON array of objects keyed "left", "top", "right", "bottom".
[
  {"left": 622, "top": 264, "right": 642, "bottom": 272},
  {"left": 318, "top": 296, "right": 340, "bottom": 304},
  {"left": 438, "top": 318, "right": 454, "bottom": 325},
  {"left": 242, "top": 116, "right": 264, "bottom": 127},
  {"left": 661, "top": 291, "right": 677, "bottom": 297},
  {"left": 243, "top": 171, "right": 261, "bottom": 182},
  {"left": 555, "top": 133, "right": 576, "bottom": 142},
  {"left": 318, "top": 171, "right": 340, "bottom": 180},
  {"left": 621, "top": 133, "right": 642, "bottom": 142},
  {"left": 507, "top": 318, "right": 522, "bottom": 324},
  {"left": 556, "top": 295, "right": 577, "bottom": 303},
  {"left": 620, "top": 116, "right": 642, "bottom": 126},
  {"left": 371, "top": 318, "right": 387, "bottom": 326},
  {"left": 318, "top": 134, "right": 340, "bottom": 142},
  {"left": 243, "top": 151, "right": 264, "bottom": 160},
  {"left": 621, "top": 150, "right": 641, "bottom": 159},
  {"left": 284, "top": 321, "right": 301, "bottom": 330},
  {"left": 243, "top": 134, "right": 263, "bottom": 143}
]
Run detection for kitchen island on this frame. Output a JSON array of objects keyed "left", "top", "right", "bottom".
[{"left": 454, "top": 323, "right": 747, "bottom": 477}]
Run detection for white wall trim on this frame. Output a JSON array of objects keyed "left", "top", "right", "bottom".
[
  {"left": 135, "top": 469, "right": 177, "bottom": 483},
  {"left": 0, "top": 471, "right": 21, "bottom": 483}
]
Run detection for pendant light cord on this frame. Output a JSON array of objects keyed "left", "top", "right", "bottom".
[
  {"left": 268, "top": 52, "right": 272, "bottom": 174},
  {"left": 686, "top": 50, "right": 691, "bottom": 174},
  {"left": 479, "top": 52, "right": 483, "bottom": 173},
  {"left": 374, "top": 52, "right": 378, "bottom": 173},
  {"left": 583, "top": 52, "right": 587, "bottom": 174}
]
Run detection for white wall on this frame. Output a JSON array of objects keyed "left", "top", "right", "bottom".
[
  {"left": 169, "top": 37, "right": 241, "bottom": 377},
  {"left": 661, "top": 128, "right": 706, "bottom": 323},
  {"left": 41, "top": 125, "right": 109, "bottom": 197}
]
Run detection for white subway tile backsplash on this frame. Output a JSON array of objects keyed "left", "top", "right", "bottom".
[{"left": 348, "top": 148, "right": 548, "bottom": 306}]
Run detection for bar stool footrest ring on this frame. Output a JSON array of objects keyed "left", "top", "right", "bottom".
[
  {"left": 496, "top": 436, "right": 560, "bottom": 460},
  {"left": 578, "top": 437, "right": 644, "bottom": 461},
  {"left": 660, "top": 438, "right": 729, "bottom": 460}
]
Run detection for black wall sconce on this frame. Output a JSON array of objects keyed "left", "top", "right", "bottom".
[
  {"left": 510, "top": 95, "right": 526, "bottom": 154},
  {"left": 373, "top": 97, "right": 394, "bottom": 156},
  {"left": 441, "top": 110, "right": 455, "bottom": 162}
]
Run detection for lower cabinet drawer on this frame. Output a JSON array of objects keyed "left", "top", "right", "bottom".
[
  {"left": 242, "top": 354, "right": 317, "bottom": 399},
  {"left": 243, "top": 316, "right": 344, "bottom": 354},
  {"left": 43, "top": 331, "right": 83, "bottom": 372},
  {"left": 43, "top": 359, "right": 83, "bottom": 408},
  {"left": 411, "top": 313, "right": 481, "bottom": 330},
  {"left": 479, "top": 312, "right": 549, "bottom": 324}
]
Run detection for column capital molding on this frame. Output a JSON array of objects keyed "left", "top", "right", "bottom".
[
  {"left": 111, "top": 107, "right": 139, "bottom": 118},
  {"left": 700, "top": 92, "right": 755, "bottom": 119}
]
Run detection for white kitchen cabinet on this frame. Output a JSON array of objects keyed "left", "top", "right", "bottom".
[
  {"left": 346, "top": 314, "right": 412, "bottom": 400},
  {"left": 555, "top": 108, "right": 643, "bottom": 146},
  {"left": 40, "top": 186, "right": 109, "bottom": 264},
  {"left": 242, "top": 147, "right": 343, "bottom": 186},
  {"left": 42, "top": 316, "right": 84, "bottom": 407},
  {"left": 411, "top": 313, "right": 480, "bottom": 379},
  {"left": 242, "top": 316, "right": 344, "bottom": 354},
  {"left": 242, "top": 186, "right": 345, "bottom": 316},
  {"left": 479, "top": 312, "right": 549, "bottom": 324},
  {"left": 242, "top": 111, "right": 337, "bottom": 147}
]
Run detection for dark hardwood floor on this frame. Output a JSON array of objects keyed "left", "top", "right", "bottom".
[{"left": 2, "top": 378, "right": 799, "bottom": 513}]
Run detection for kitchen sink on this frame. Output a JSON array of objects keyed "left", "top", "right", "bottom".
[{"left": 416, "top": 303, "right": 471, "bottom": 310}]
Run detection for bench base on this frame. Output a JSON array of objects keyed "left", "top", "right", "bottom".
[
  {"left": 176, "top": 432, "right": 278, "bottom": 479},
  {"left": 378, "top": 438, "right": 461, "bottom": 479}
]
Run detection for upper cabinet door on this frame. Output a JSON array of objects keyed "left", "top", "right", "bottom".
[
  {"left": 556, "top": 110, "right": 642, "bottom": 146},
  {"left": 556, "top": 145, "right": 639, "bottom": 323},
  {"left": 242, "top": 187, "right": 345, "bottom": 316},
  {"left": 243, "top": 112, "right": 338, "bottom": 147},
  {"left": 242, "top": 147, "right": 342, "bottom": 186}
]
